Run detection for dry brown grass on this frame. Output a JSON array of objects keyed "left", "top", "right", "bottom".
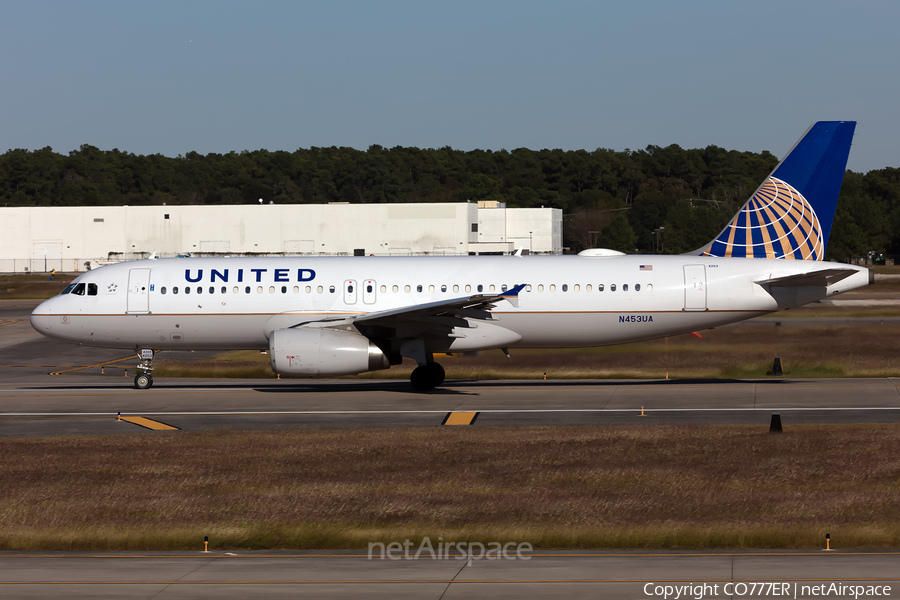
[
  {"left": 0, "top": 279, "right": 70, "bottom": 300},
  {"left": 2, "top": 425, "right": 900, "bottom": 550},
  {"left": 156, "top": 322, "right": 900, "bottom": 380}
]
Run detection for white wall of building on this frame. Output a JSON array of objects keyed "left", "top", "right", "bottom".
[
  {"left": 0, "top": 202, "right": 561, "bottom": 272},
  {"left": 471, "top": 206, "right": 562, "bottom": 254}
]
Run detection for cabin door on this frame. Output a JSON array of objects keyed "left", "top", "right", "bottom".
[{"left": 127, "top": 268, "right": 152, "bottom": 314}]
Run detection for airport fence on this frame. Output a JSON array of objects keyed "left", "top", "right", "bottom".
[{"left": 0, "top": 250, "right": 484, "bottom": 274}]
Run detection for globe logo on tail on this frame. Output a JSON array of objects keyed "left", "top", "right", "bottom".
[{"left": 700, "top": 177, "right": 823, "bottom": 260}]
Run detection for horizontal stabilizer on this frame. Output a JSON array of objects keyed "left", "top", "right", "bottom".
[{"left": 754, "top": 268, "right": 857, "bottom": 288}]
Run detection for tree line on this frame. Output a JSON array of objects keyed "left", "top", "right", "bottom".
[{"left": 1, "top": 143, "right": 897, "bottom": 260}]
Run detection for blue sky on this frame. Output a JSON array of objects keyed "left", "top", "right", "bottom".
[{"left": 1, "top": 0, "right": 896, "bottom": 172}]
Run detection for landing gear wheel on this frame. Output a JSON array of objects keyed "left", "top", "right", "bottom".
[
  {"left": 134, "top": 373, "right": 153, "bottom": 389},
  {"left": 410, "top": 365, "right": 437, "bottom": 392},
  {"left": 427, "top": 362, "right": 445, "bottom": 386}
]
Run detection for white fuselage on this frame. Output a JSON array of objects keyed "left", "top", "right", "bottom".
[{"left": 30, "top": 255, "right": 871, "bottom": 352}]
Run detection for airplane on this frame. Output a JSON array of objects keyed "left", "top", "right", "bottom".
[{"left": 31, "top": 121, "right": 871, "bottom": 391}]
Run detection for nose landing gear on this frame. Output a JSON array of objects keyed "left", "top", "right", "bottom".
[
  {"left": 134, "top": 348, "right": 154, "bottom": 389},
  {"left": 134, "top": 372, "right": 153, "bottom": 389}
]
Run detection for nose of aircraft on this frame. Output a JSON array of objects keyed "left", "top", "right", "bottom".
[{"left": 30, "top": 297, "right": 58, "bottom": 339}]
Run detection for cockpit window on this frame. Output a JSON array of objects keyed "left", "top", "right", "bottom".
[
  {"left": 87, "top": 283, "right": 98, "bottom": 296},
  {"left": 71, "top": 283, "right": 86, "bottom": 296},
  {"left": 61, "top": 283, "right": 77, "bottom": 295}
]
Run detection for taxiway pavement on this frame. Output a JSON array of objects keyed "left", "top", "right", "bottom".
[
  {"left": 4, "top": 302, "right": 900, "bottom": 437},
  {"left": 1, "top": 550, "right": 898, "bottom": 599}
]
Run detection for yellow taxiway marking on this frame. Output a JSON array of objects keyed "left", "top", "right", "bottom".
[
  {"left": 0, "top": 320, "right": 24, "bottom": 327},
  {"left": 119, "top": 416, "right": 179, "bottom": 431},
  {"left": 51, "top": 355, "right": 136, "bottom": 376},
  {"left": 442, "top": 411, "right": 479, "bottom": 426}
]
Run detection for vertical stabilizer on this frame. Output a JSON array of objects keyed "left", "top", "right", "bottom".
[{"left": 698, "top": 121, "right": 855, "bottom": 260}]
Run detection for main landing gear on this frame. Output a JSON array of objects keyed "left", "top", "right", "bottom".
[
  {"left": 134, "top": 348, "right": 154, "bottom": 389},
  {"left": 410, "top": 362, "right": 444, "bottom": 392}
]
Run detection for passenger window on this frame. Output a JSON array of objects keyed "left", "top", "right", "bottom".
[
  {"left": 221, "top": 286, "right": 227, "bottom": 294},
  {"left": 489, "top": 285, "right": 496, "bottom": 292},
  {"left": 417, "top": 285, "right": 423, "bottom": 293},
  {"left": 87, "top": 283, "right": 98, "bottom": 296},
  {"left": 526, "top": 285, "right": 532, "bottom": 292},
  {"left": 173, "top": 287, "right": 179, "bottom": 294},
  {"left": 305, "top": 286, "right": 312, "bottom": 293},
  {"left": 574, "top": 284, "right": 580, "bottom": 292},
  {"left": 161, "top": 287, "right": 167, "bottom": 295},
  {"left": 71, "top": 283, "right": 85, "bottom": 296},
  {"left": 586, "top": 284, "right": 592, "bottom": 292},
  {"left": 404, "top": 285, "right": 411, "bottom": 293},
  {"left": 233, "top": 286, "right": 239, "bottom": 294},
  {"left": 380, "top": 285, "right": 386, "bottom": 293},
  {"left": 453, "top": 285, "right": 459, "bottom": 292},
  {"left": 501, "top": 284, "right": 508, "bottom": 292},
  {"left": 562, "top": 284, "right": 568, "bottom": 292},
  {"left": 257, "top": 286, "right": 264, "bottom": 294},
  {"left": 197, "top": 286, "right": 202, "bottom": 294},
  {"left": 441, "top": 285, "right": 447, "bottom": 292},
  {"left": 623, "top": 284, "right": 629, "bottom": 291},
  {"left": 635, "top": 284, "right": 641, "bottom": 291},
  {"left": 209, "top": 286, "right": 214, "bottom": 294},
  {"left": 477, "top": 284, "right": 483, "bottom": 293},
  {"left": 393, "top": 285, "right": 399, "bottom": 293},
  {"left": 647, "top": 284, "right": 653, "bottom": 292},
  {"left": 549, "top": 284, "right": 556, "bottom": 292},
  {"left": 293, "top": 286, "right": 299, "bottom": 293},
  {"left": 367, "top": 284, "right": 373, "bottom": 293},
  {"left": 185, "top": 287, "right": 191, "bottom": 295},
  {"left": 348, "top": 285, "right": 354, "bottom": 293},
  {"left": 465, "top": 284, "right": 471, "bottom": 292},
  {"left": 611, "top": 284, "right": 617, "bottom": 292},
  {"left": 317, "top": 286, "right": 324, "bottom": 293},
  {"left": 281, "top": 286, "right": 287, "bottom": 293},
  {"left": 269, "top": 286, "right": 276, "bottom": 294},
  {"left": 428, "top": 285, "right": 435, "bottom": 292},
  {"left": 245, "top": 286, "right": 251, "bottom": 294},
  {"left": 598, "top": 284, "right": 604, "bottom": 292},
  {"left": 538, "top": 284, "right": 544, "bottom": 292}
]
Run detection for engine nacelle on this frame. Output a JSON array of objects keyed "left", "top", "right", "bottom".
[{"left": 269, "top": 328, "right": 389, "bottom": 377}]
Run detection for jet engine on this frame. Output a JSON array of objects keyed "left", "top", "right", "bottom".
[{"left": 269, "top": 328, "right": 389, "bottom": 376}]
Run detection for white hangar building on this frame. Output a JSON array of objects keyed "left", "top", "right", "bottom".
[{"left": 0, "top": 202, "right": 562, "bottom": 273}]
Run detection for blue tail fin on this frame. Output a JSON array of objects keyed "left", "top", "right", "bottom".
[{"left": 698, "top": 121, "right": 856, "bottom": 260}]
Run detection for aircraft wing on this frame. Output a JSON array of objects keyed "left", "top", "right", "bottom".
[
  {"left": 754, "top": 268, "right": 857, "bottom": 287},
  {"left": 355, "top": 283, "right": 526, "bottom": 324},
  {"left": 293, "top": 284, "right": 526, "bottom": 336}
]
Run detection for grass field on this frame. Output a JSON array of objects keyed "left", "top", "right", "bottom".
[
  {"left": 0, "top": 274, "right": 71, "bottom": 299},
  {"left": 2, "top": 424, "right": 899, "bottom": 551}
]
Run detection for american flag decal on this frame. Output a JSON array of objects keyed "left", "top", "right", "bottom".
[{"left": 639, "top": 265, "right": 653, "bottom": 271}]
